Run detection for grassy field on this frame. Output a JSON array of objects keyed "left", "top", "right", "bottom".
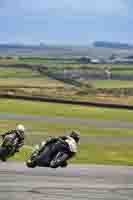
[
  {"left": 72, "top": 142, "right": 133, "bottom": 165},
  {"left": 1, "top": 63, "right": 133, "bottom": 92},
  {"left": 1, "top": 77, "right": 133, "bottom": 90},
  {"left": 2, "top": 117, "right": 133, "bottom": 165},
  {"left": 0, "top": 78, "right": 65, "bottom": 87},
  {"left": 0, "top": 99, "right": 132, "bottom": 165},
  {"left": 0, "top": 99, "right": 133, "bottom": 138},
  {"left": 0, "top": 67, "right": 79, "bottom": 98},
  {"left": 90, "top": 80, "right": 133, "bottom": 88},
  {"left": 16, "top": 58, "right": 133, "bottom": 70},
  {"left": 0, "top": 63, "right": 133, "bottom": 90},
  {"left": 0, "top": 67, "right": 41, "bottom": 78},
  {"left": 112, "top": 71, "right": 133, "bottom": 75},
  {"left": 0, "top": 119, "right": 133, "bottom": 137},
  {"left": 1, "top": 57, "right": 133, "bottom": 69},
  {"left": 0, "top": 99, "right": 133, "bottom": 122}
]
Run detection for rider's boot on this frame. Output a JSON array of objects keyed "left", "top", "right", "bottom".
[
  {"left": 60, "top": 161, "right": 68, "bottom": 168},
  {"left": 1, "top": 157, "right": 7, "bottom": 162}
]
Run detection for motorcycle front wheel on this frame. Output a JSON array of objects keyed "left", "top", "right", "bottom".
[
  {"left": 26, "top": 159, "right": 37, "bottom": 168},
  {"left": 0, "top": 146, "right": 8, "bottom": 161}
]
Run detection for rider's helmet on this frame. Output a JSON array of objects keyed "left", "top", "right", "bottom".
[
  {"left": 16, "top": 124, "right": 25, "bottom": 137},
  {"left": 69, "top": 130, "right": 80, "bottom": 143}
]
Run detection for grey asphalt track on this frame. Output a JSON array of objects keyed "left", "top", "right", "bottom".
[
  {"left": 1, "top": 113, "right": 133, "bottom": 128},
  {"left": 0, "top": 162, "right": 133, "bottom": 200}
]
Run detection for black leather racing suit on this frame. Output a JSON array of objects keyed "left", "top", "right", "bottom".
[{"left": 38, "top": 136, "right": 76, "bottom": 167}]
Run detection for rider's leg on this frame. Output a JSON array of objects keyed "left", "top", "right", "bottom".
[
  {"left": 50, "top": 152, "right": 69, "bottom": 168},
  {"left": 35, "top": 145, "right": 52, "bottom": 167},
  {"left": 60, "top": 160, "right": 68, "bottom": 167}
]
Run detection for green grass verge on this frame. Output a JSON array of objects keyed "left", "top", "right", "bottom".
[
  {"left": 0, "top": 99, "right": 133, "bottom": 122},
  {"left": 72, "top": 142, "right": 133, "bottom": 165},
  {"left": 0, "top": 67, "right": 41, "bottom": 78},
  {"left": 10, "top": 146, "right": 32, "bottom": 161},
  {"left": 112, "top": 71, "right": 133, "bottom": 76},
  {"left": 0, "top": 119, "right": 133, "bottom": 137},
  {"left": 10, "top": 143, "right": 133, "bottom": 166},
  {"left": 90, "top": 80, "right": 133, "bottom": 89}
]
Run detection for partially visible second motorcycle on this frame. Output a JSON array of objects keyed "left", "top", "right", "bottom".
[{"left": 0, "top": 134, "right": 19, "bottom": 161}]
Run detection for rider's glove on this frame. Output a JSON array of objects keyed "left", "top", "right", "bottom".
[{"left": 46, "top": 137, "right": 58, "bottom": 144}]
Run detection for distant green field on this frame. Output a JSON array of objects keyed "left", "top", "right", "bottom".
[
  {"left": 18, "top": 59, "right": 77, "bottom": 65},
  {"left": 17, "top": 59, "right": 133, "bottom": 70},
  {"left": 0, "top": 66, "right": 133, "bottom": 89},
  {"left": 0, "top": 67, "right": 41, "bottom": 78},
  {"left": 1, "top": 57, "right": 131, "bottom": 69},
  {"left": 0, "top": 63, "right": 133, "bottom": 90},
  {"left": 17, "top": 58, "right": 133, "bottom": 67},
  {"left": 90, "top": 80, "right": 133, "bottom": 88},
  {"left": 1, "top": 57, "right": 133, "bottom": 69},
  {"left": 0, "top": 60, "right": 133, "bottom": 106},
  {"left": 0, "top": 78, "right": 64, "bottom": 87},
  {"left": 112, "top": 71, "right": 133, "bottom": 75}
]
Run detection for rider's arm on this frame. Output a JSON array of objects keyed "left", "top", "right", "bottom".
[
  {"left": 17, "top": 134, "right": 24, "bottom": 147},
  {"left": 45, "top": 136, "right": 59, "bottom": 145},
  {"left": 1, "top": 130, "right": 12, "bottom": 138},
  {"left": 17, "top": 140, "right": 24, "bottom": 148},
  {"left": 46, "top": 136, "right": 68, "bottom": 145},
  {"left": 59, "top": 136, "right": 68, "bottom": 140},
  {"left": 15, "top": 139, "right": 24, "bottom": 151}
]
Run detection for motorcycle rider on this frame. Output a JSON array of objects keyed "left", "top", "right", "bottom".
[
  {"left": 1, "top": 124, "right": 25, "bottom": 154},
  {"left": 33, "top": 130, "right": 80, "bottom": 168}
]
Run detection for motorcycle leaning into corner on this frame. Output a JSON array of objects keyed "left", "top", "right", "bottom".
[
  {"left": 26, "top": 134, "right": 79, "bottom": 169},
  {"left": 0, "top": 134, "right": 19, "bottom": 161}
]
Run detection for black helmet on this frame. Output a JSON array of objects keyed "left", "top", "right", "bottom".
[{"left": 70, "top": 130, "right": 80, "bottom": 143}]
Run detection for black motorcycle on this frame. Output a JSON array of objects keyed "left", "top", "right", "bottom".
[
  {"left": 26, "top": 139, "right": 69, "bottom": 168},
  {"left": 0, "top": 134, "right": 19, "bottom": 161}
]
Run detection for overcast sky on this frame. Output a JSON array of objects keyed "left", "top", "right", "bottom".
[{"left": 0, "top": 0, "right": 132, "bottom": 45}]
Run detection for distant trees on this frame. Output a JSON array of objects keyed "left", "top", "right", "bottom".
[
  {"left": 79, "top": 57, "right": 91, "bottom": 64},
  {"left": 93, "top": 41, "right": 133, "bottom": 49}
]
